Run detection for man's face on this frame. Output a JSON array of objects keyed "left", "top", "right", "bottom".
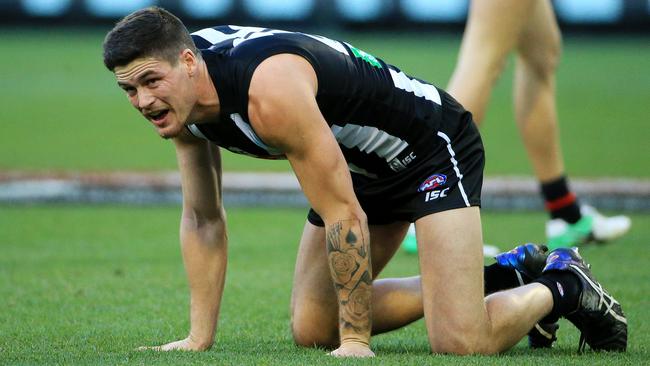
[{"left": 114, "top": 55, "right": 196, "bottom": 139}]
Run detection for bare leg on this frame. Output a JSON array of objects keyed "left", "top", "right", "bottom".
[
  {"left": 514, "top": 0, "right": 564, "bottom": 181},
  {"left": 448, "top": 0, "right": 564, "bottom": 181},
  {"left": 447, "top": 0, "right": 536, "bottom": 124},
  {"left": 290, "top": 220, "right": 417, "bottom": 347},
  {"left": 290, "top": 221, "right": 339, "bottom": 347},
  {"left": 416, "top": 207, "right": 553, "bottom": 354},
  {"left": 371, "top": 276, "right": 423, "bottom": 334}
]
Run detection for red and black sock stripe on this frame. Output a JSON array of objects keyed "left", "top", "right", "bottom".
[{"left": 541, "top": 176, "right": 581, "bottom": 224}]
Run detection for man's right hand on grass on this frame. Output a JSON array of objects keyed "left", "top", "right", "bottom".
[{"left": 138, "top": 336, "right": 212, "bottom": 352}]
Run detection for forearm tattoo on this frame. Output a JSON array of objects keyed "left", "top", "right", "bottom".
[{"left": 326, "top": 220, "right": 372, "bottom": 339}]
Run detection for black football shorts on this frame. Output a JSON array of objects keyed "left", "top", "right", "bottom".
[{"left": 308, "top": 93, "right": 484, "bottom": 227}]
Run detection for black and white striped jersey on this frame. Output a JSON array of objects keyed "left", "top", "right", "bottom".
[{"left": 187, "top": 25, "right": 460, "bottom": 178}]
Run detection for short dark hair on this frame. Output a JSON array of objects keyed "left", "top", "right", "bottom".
[{"left": 103, "top": 6, "right": 199, "bottom": 71}]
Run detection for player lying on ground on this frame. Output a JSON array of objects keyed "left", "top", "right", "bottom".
[{"left": 103, "top": 7, "right": 627, "bottom": 357}]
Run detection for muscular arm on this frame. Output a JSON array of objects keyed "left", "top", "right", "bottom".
[
  {"left": 148, "top": 130, "right": 227, "bottom": 351},
  {"left": 248, "top": 54, "right": 373, "bottom": 356},
  {"left": 326, "top": 220, "right": 373, "bottom": 338}
]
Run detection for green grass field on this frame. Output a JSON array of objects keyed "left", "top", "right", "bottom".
[
  {"left": 1, "top": 28, "right": 648, "bottom": 365},
  {"left": 1, "top": 206, "right": 648, "bottom": 365},
  {"left": 0, "top": 29, "right": 648, "bottom": 176}
]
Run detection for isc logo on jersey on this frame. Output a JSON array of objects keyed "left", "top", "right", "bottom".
[{"left": 418, "top": 174, "right": 449, "bottom": 202}]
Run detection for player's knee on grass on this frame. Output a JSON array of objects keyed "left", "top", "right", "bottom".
[
  {"left": 291, "top": 321, "right": 338, "bottom": 349},
  {"left": 429, "top": 334, "right": 494, "bottom": 355},
  {"left": 428, "top": 320, "right": 495, "bottom": 355},
  {"left": 290, "top": 305, "right": 338, "bottom": 348}
]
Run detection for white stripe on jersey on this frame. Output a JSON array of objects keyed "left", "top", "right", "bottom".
[
  {"left": 192, "top": 26, "right": 287, "bottom": 47},
  {"left": 331, "top": 124, "right": 409, "bottom": 162},
  {"left": 192, "top": 26, "right": 348, "bottom": 55},
  {"left": 348, "top": 163, "right": 378, "bottom": 179},
  {"left": 230, "top": 113, "right": 283, "bottom": 156},
  {"left": 306, "top": 34, "right": 348, "bottom": 55},
  {"left": 191, "top": 27, "right": 232, "bottom": 44},
  {"left": 437, "top": 131, "right": 470, "bottom": 206},
  {"left": 232, "top": 29, "right": 291, "bottom": 48},
  {"left": 187, "top": 124, "right": 208, "bottom": 140},
  {"left": 389, "top": 68, "right": 441, "bottom": 105}
]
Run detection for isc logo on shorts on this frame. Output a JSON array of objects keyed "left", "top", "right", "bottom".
[
  {"left": 389, "top": 152, "right": 417, "bottom": 172},
  {"left": 424, "top": 188, "right": 449, "bottom": 202}
]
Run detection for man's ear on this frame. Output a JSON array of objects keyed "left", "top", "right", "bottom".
[{"left": 180, "top": 49, "right": 197, "bottom": 76}]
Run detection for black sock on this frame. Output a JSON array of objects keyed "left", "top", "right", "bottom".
[
  {"left": 534, "top": 271, "right": 583, "bottom": 322},
  {"left": 484, "top": 264, "right": 526, "bottom": 295},
  {"left": 540, "top": 176, "right": 582, "bottom": 224}
]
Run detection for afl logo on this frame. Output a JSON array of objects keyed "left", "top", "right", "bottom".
[{"left": 418, "top": 174, "right": 447, "bottom": 192}]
